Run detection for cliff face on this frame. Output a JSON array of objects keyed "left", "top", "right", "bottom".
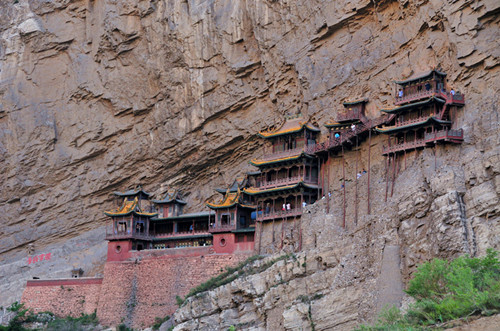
[{"left": 0, "top": 0, "right": 499, "bottom": 312}]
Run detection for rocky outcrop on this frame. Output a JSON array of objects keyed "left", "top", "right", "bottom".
[{"left": 0, "top": 0, "right": 499, "bottom": 315}]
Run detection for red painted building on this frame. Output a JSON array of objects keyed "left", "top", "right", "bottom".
[{"left": 206, "top": 178, "right": 256, "bottom": 253}]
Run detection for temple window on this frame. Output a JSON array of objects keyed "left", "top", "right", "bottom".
[
  {"left": 117, "top": 221, "right": 127, "bottom": 233},
  {"left": 221, "top": 214, "right": 230, "bottom": 227}
]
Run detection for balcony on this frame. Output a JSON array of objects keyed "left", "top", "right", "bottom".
[
  {"left": 425, "top": 128, "right": 463, "bottom": 143},
  {"left": 256, "top": 176, "right": 318, "bottom": 190},
  {"left": 153, "top": 230, "right": 211, "bottom": 239},
  {"left": 260, "top": 147, "right": 305, "bottom": 161},
  {"left": 382, "top": 139, "right": 427, "bottom": 155},
  {"left": 336, "top": 109, "right": 361, "bottom": 122},
  {"left": 256, "top": 208, "right": 302, "bottom": 222},
  {"left": 105, "top": 232, "right": 152, "bottom": 241},
  {"left": 395, "top": 89, "right": 438, "bottom": 105},
  {"left": 393, "top": 115, "right": 436, "bottom": 129}
]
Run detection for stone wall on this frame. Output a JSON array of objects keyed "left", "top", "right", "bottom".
[
  {"left": 97, "top": 248, "right": 252, "bottom": 329},
  {"left": 21, "top": 278, "right": 102, "bottom": 317}
]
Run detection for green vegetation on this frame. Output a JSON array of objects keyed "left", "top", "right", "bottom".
[
  {"left": 0, "top": 302, "right": 98, "bottom": 331},
  {"left": 355, "top": 249, "right": 500, "bottom": 330},
  {"left": 174, "top": 253, "right": 294, "bottom": 308},
  {"left": 153, "top": 315, "right": 170, "bottom": 330}
]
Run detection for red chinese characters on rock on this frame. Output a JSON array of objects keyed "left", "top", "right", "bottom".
[{"left": 27, "top": 253, "right": 52, "bottom": 265}]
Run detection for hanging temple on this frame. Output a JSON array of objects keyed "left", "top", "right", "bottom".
[{"left": 103, "top": 69, "right": 465, "bottom": 259}]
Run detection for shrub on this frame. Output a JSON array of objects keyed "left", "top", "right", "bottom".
[{"left": 355, "top": 249, "right": 500, "bottom": 330}]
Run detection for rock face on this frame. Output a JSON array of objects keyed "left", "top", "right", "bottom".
[{"left": 0, "top": 0, "right": 499, "bottom": 320}]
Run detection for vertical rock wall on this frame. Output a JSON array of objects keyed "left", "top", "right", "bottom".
[{"left": 1, "top": 0, "right": 499, "bottom": 313}]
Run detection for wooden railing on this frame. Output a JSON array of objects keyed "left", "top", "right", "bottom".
[
  {"left": 256, "top": 207, "right": 302, "bottom": 221},
  {"left": 394, "top": 115, "right": 435, "bottom": 128},
  {"left": 209, "top": 225, "right": 236, "bottom": 233},
  {"left": 105, "top": 232, "right": 152, "bottom": 241},
  {"left": 257, "top": 176, "right": 318, "bottom": 190},
  {"left": 154, "top": 230, "right": 210, "bottom": 238},
  {"left": 336, "top": 110, "right": 361, "bottom": 122},
  {"left": 396, "top": 89, "right": 437, "bottom": 105},
  {"left": 382, "top": 139, "right": 426, "bottom": 155},
  {"left": 259, "top": 147, "right": 305, "bottom": 161},
  {"left": 425, "top": 128, "right": 463, "bottom": 142},
  {"left": 396, "top": 89, "right": 465, "bottom": 106}
]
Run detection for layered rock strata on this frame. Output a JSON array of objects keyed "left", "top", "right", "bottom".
[{"left": 1, "top": 0, "right": 499, "bottom": 315}]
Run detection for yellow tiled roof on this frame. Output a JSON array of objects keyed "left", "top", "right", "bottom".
[
  {"left": 249, "top": 152, "right": 304, "bottom": 166},
  {"left": 104, "top": 197, "right": 157, "bottom": 217},
  {"left": 104, "top": 197, "right": 138, "bottom": 216},
  {"left": 258, "top": 117, "right": 319, "bottom": 138}
]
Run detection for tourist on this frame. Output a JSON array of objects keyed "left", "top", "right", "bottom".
[
  {"left": 334, "top": 132, "right": 340, "bottom": 139},
  {"left": 286, "top": 203, "right": 291, "bottom": 210},
  {"left": 398, "top": 89, "right": 403, "bottom": 98},
  {"left": 302, "top": 201, "right": 307, "bottom": 208},
  {"left": 357, "top": 172, "right": 362, "bottom": 179},
  {"left": 282, "top": 203, "right": 286, "bottom": 211},
  {"left": 189, "top": 225, "right": 193, "bottom": 232},
  {"left": 425, "top": 82, "right": 431, "bottom": 91},
  {"left": 451, "top": 89, "right": 455, "bottom": 96},
  {"left": 351, "top": 124, "right": 356, "bottom": 131}
]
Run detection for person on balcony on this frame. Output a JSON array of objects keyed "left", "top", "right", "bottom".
[
  {"left": 398, "top": 89, "right": 403, "bottom": 98},
  {"left": 425, "top": 82, "right": 431, "bottom": 91},
  {"left": 451, "top": 89, "right": 455, "bottom": 96},
  {"left": 351, "top": 124, "right": 356, "bottom": 131},
  {"left": 189, "top": 224, "right": 193, "bottom": 232},
  {"left": 286, "top": 203, "right": 291, "bottom": 211},
  {"left": 334, "top": 132, "right": 340, "bottom": 139}
]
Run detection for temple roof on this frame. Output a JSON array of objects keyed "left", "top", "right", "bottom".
[
  {"left": 324, "top": 120, "right": 361, "bottom": 128},
  {"left": 258, "top": 116, "right": 320, "bottom": 139},
  {"left": 113, "top": 188, "right": 151, "bottom": 198},
  {"left": 395, "top": 69, "right": 447, "bottom": 85},
  {"left": 104, "top": 197, "right": 157, "bottom": 217},
  {"left": 152, "top": 190, "right": 187, "bottom": 205},
  {"left": 207, "top": 188, "right": 255, "bottom": 210},
  {"left": 375, "top": 117, "right": 451, "bottom": 134},
  {"left": 342, "top": 98, "right": 368, "bottom": 106},
  {"left": 249, "top": 152, "right": 314, "bottom": 167},
  {"left": 243, "top": 181, "right": 319, "bottom": 196},
  {"left": 380, "top": 97, "right": 446, "bottom": 114},
  {"left": 215, "top": 177, "right": 247, "bottom": 194}
]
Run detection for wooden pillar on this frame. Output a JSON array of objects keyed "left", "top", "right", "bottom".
[
  {"left": 367, "top": 127, "right": 371, "bottom": 215},
  {"left": 391, "top": 154, "right": 397, "bottom": 197},
  {"left": 342, "top": 143, "right": 346, "bottom": 228},
  {"left": 355, "top": 136, "right": 359, "bottom": 225}
]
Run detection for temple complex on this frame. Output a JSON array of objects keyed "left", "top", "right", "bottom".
[
  {"left": 376, "top": 70, "right": 465, "bottom": 200},
  {"left": 20, "top": 68, "right": 468, "bottom": 329},
  {"left": 244, "top": 114, "right": 321, "bottom": 252}
]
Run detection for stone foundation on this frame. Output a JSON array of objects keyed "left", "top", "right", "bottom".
[{"left": 21, "top": 278, "right": 103, "bottom": 317}]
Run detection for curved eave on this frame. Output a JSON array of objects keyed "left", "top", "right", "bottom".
[
  {"left": 104, "top": 211, "right": 157, "bottom": 217},
  {"left": 258, "top": 124, "right": 320, "bottom": 139},
  {"left": 152, "top": 199, "right": 187, "bottom": 205},
  {"left": 104, "top": 211, "right": 132, "bottom": 217},
  {"left": 206, "top": 201, "right": 237, "bottom": 210},
  {"left": 243, "top": 181, "right": 319, "bottom": 196},
  {"left": 394, "top": 70, "right": 447, "bottom": 85},
  {"left": 249, "top": 152, "right": 313, "bottom": 167},
  {"left": 342, "top": 99, "right": 367, "bottom": 106},
  {"left": 325, "top": 120, "right": 360, "bottom": 128},
  {"left": 381, "top": 97, "right": 446, "bottom": 114},
  {"left": 376, "top": 117, "right": 451, "bottom": 134},
  {"left": 113, "top": 189, "right": 151, "bottom": 197}
]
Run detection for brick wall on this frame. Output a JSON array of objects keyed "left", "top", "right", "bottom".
[
  {"left": 97, "top": 247, "right": 252, "bottom": 328},
  {"left": 21, "top": 278, "right": 102, "bottom": 316}
]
